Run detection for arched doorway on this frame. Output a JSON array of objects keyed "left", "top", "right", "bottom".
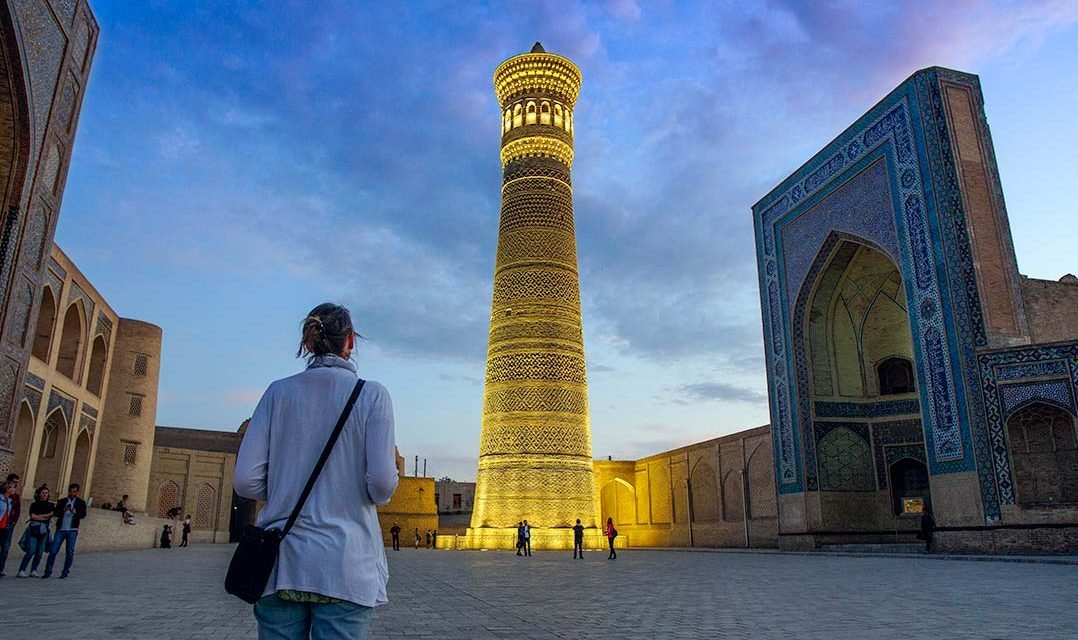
[
  {"left": 889, "top": 458, "right": 930, "bottom": 515},
  {"left": 34, "top": 410, "right": 69, "bottom": 492},
  {"left": 31, "top": 287, "right": 56, "bottom": 362},
  {"left": 68, "top": 428, "right": 92, "bottom": 488},
  {"left": 1006, "top": 402, "right": 1077, "bottom": 506},
  {"left": 56, "top": 303, "right": 84, "bottom": 381}
]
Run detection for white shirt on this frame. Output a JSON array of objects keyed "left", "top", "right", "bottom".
[{"left": 233, "top": 355, "right": 399, "bottom": 607}]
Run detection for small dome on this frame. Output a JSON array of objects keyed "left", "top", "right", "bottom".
[{"left": 530, "top": 42, "right": 545, "bottom": 53}]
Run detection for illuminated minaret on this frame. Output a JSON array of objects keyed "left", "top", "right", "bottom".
[{"left": 468, "top": 43, "right": 596, "bottom": 540}]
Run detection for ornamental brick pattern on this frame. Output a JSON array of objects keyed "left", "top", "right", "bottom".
[{"left": 470, "top": 44, "right": 596, "bottom": 531}]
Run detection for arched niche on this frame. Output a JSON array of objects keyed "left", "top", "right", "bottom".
[
  {"left": 85, "top": 335, "right": 107, "bottom": 396},
  {"left": 34, "top": 409, "right": 69, "bottom": 491},
  {"left": 31, "top": 286, "right": 56, "bottom": 362},
  {"left": 722, "top": 469, "right": 743, "bottom": 522},
  {"left": 600, "top": 478, "right": 636, "bottom": 527},
  {"left": 69, "top": 428, "right": 92, "bottom": 488},
  {"left": 55, "top": 301, "right": 85, "bottom": 381},
  {"left": 12, "top": 401, "right": 35, "bottom": 482},
  {"left": 1006, "top": 402, "right": 1077, "bottom": 506},
  {"left": 689, "top": 459, "right": 719, "bottom": 522},
  {"left": 806, "top": 241, "right": 914, "bottom": 399},
  {"left": 746, "top": 445, "right": 777, "bottom": 518}
]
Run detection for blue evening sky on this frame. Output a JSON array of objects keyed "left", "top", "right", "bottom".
[{"left": 56, "top": 1, "right": 1077, "bottom": 481}]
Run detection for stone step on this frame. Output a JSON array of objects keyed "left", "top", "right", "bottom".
[{"left": 818, "top": 543, "right": 926, "bottom": 554}]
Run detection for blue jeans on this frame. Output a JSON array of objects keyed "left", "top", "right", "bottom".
[
  {"left": 19, "top": 526, "right": 49, "bottom": 573},
  {"left": 0, "top": 524, "right": 12, "bottom": 574},
  {"left": 44, "top": 529, "right": 78, "bottom": 577},
  {"left": 254, "top": 594, "right": 373, "bottom": 640}
]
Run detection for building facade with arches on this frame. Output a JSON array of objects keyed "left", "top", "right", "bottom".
[
  {"left": 0, "top": 0, "right": 99, "bottom": 478},
  {"left": 753, "top": 67, "right": 1078, "bottom": 552},
  {"left": 12, "top": 243, "right": 162, "bottom": 510},
  {"left": 592, "top": 425, "right": 778, "bottom": 549}
]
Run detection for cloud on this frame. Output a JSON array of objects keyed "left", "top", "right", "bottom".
[{"left": 677, "top": 382, "right": 767, "bottom": 405}]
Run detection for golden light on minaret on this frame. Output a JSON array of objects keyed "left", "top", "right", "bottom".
[{"left": 465, "top": 42, "right": 596, "bottom": 546}]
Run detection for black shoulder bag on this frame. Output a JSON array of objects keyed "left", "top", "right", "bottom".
[{"left": 225, "top": 378, "right": 366, "bottom": 604}]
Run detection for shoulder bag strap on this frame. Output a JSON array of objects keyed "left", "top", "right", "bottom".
[{"left": 281, "top": 378, "right": 365, "bottom": 537}]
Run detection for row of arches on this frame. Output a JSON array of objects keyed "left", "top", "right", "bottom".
[
  {"left": 31, "top": 285, "right": 109, "bottom": 395},
  {"left": 600, "top": 448, "right": 777, "bottom": 529},
  {"left": 502, "top": 99, "right": 573, "bottom": 134},
  {"left": 12, "top": 401, "right": 93, "bottom": 494}
]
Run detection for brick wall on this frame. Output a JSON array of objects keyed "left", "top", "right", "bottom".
[{"left": 1020, "top": 276, "right": 1078, "bottom": 344}]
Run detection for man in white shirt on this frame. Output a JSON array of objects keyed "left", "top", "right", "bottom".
[{"left": 43, "top": 483, "right": 87, "bottom": 579}]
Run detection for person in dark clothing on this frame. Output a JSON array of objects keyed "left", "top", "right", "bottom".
[
  {"left": 572, "top": 519, "right": 585, "bottom": 559},
  {"left": 919, "top": 506, "right": 936, "bottom": 553},
  {"left": 515, "top": 521, "right": 524, "bottom": 556},
  {"left": 522, "top": 520, "right": 532, "bottom": 556},
  {"left": 605, "top": 517, "right": 617, "bottom": 560},
  {"left": 180, "top": 515, "right": 191, "bottom": 547},
  {"left": 43, "top": 483, "right": 87, "bottom": 579},
  {"left": 424, "top": 529, "right": 431, "bottom": 548},
  {"left": 160, "top": 524, "right": 172, "bottom": 548},
  {"left": 431, "top": 529, "right": 437, "bottom": 549},
  {"left": 0, "top": 473, "right": 20, "bottom": 576},
  {"left": 17, "top": 486, "right": 54, "bottom": 577},
  {"left": 390, "top": 522, "right": 401, "bottom": 550}
]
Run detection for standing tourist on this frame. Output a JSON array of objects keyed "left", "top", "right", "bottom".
[
  {"left": 43, "top": 483, "right": 87, "bottom": 579},
  {"left": 515, "top": 522, "right": 524, "bottom": 556},
  {"left": 0, "top": 473, "right": 20, "bottom": 576},
  {"left": 572, "top": 519, "right": 584, "bottom": 559},
  {"left": 0, "top": 480, "right": 15, "bottom": 566},
  {"left": 414, "top": 528, "right": 420, "bottom": 549},
  {"left": 605, "top": 517, "right": 617, "bottom": 560},
  {"left": 431, "top": 529, "right": 437, "bottom": 549},
  {"left": 234, "top": 303, "right": 399, "bottom": 639},
  {"left": 425, "top": 529, "right": 431, "bottom": 549},
  {"left": 389, "top": 522, "right": 401, "bottom": 551},
  {"left": 522, "top": 520, "right": 532, "bottom": 556},
  {"left": 16, "top": 486, "right": 53, "bottom": 577},
  {"left": 180, "top": 515, "right": 191, "bottom": 547}
]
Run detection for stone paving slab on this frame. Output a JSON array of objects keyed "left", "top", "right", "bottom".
[{"left": 0, "top": 544, "right": 1075, "bottom": 639}]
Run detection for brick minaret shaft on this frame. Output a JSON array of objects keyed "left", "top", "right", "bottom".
[{"left": 470, "top": 43, "right": 596, "bottom": 529}]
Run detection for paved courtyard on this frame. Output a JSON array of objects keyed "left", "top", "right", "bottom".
[{"left": 1, "top": 544, "right": 1075, "bottom": 639}]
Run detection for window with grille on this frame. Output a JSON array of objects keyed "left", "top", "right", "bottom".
[
  {"left": 122, "top": 442, "right": 138, "bottom": 465},
  {"left": 129, "top": 394, "right": 143, "bottom": 416},
  {"left": 133, "top": 353, "right": 149, "bottom": 376},
  {"left": 195, "top": 484, "right": 216, "bottom": 528},
  {"left": 157, "top": 481, "right": 179, "bottom": 518}
]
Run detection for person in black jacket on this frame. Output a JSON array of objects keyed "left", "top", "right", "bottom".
[
  {"left": 389, "top": 522, "right": 401, "bottom": 551},
  {"left": 42, "top": 483, "right": 87, "bottom": 579}
]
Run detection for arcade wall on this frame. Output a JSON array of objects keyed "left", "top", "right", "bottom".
[{"left": 593, "top": 425, "right": 778, "bottom": 549}]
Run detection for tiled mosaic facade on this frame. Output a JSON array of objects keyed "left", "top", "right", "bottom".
[
  {"left": 0, "top": 1, "right": 99, "bottom": 475},
  {"left": 754, "top": 69, "right": 989, "bottom": 502},
  {"left": 755, "top": 66, "right": 1078, "bottom": 543},
  {"left": 977, "top": 341, "right": 1078, "bottom": 506}
]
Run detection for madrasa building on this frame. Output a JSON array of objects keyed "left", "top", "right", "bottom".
[{"left": 752, "top": 66, "right": 1078, "bottom": 553}]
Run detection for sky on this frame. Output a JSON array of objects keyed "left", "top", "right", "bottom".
[{"left": 56, "top": 1, "right": 1078, "bottom": 481}]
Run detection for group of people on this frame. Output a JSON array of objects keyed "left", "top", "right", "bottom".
[
  {"left": 159, "top": 514, "right": 193, "bottom": 549},
  {"left": 0, "top": 474, "right": 87, "bottom": 579},
  {"left": 529, "top": 517, "right": 619, "bottom": 559}
]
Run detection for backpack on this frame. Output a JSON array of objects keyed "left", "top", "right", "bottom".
[{"left": 611, "top": 527, "right": 618, "bottom": 539}]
